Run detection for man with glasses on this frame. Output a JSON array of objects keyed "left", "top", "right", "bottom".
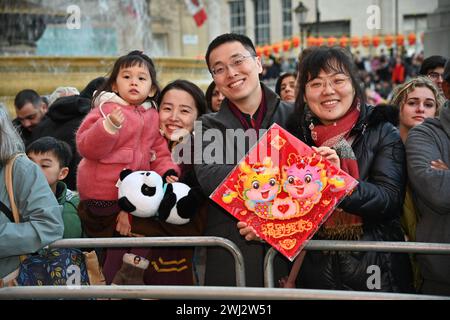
[
  {"left": 419, "top": 55, "right": 447, "bottom": 94},
  {"left": 194, "top": 33, "right": 293, "bottom": 287},
  {"left": 13, "top": 89, "right": 48, "bottom": 146}
]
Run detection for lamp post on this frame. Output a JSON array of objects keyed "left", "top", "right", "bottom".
[
  {"left": 315, "top": 0, "right": 320, "bottom": 37},
  {"left": 295, "top": 1, "right": 309, "bottom": 50}
]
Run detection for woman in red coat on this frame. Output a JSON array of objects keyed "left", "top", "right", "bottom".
[{"left": 392, "top": 56, "right": 406, "bottom": 85}]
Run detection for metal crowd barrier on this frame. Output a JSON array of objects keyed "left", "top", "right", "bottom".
[
  {"left": 1, "top": 285, "right": 448, "bottom": 300},
  {"left": 47, "top": 236, "right": 246, "bottom": 287},
  {"left": 264, "top": 240, "right": 450, "bottom": 289},
  {"left": 2, "top": 238, "right": 450, "bottom": 300}
]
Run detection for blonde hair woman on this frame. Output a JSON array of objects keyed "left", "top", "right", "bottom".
[
  {"left": 390, "top": 76, "right": 444, "bottom": 144},
  {"left": 390, "top": 76, "right": 445, "bottom": 291}
]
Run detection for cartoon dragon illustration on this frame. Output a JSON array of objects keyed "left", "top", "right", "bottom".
[{"left": 222, "top": 157, "right": 281, "bottom": 219}]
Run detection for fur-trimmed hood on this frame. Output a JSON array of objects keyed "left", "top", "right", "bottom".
[{"left": 93, "top": 91, "right": 155, "bottom": 115}]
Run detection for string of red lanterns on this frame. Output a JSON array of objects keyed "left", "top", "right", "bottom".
[{"left": 255, "top": 33, "right": 421, "bottom": 58}]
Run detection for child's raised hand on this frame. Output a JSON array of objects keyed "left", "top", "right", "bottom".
[
  {"left": 109, "top": 107, "right": 125, "bottom": 127},
  {"left": 116, "top": 210, "right": 132, "bottom": 236},
  {"left": 162, "top": 169, "right": 178, "bottom": 184},
  {"left": 166, "top": 175, "right": 179, "bottom": 184}
]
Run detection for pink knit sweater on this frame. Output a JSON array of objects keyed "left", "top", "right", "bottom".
[{"left": 76, "top": 92, "right": 180, "bottom": 201}]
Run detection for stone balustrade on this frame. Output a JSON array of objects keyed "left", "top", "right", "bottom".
[{"left": 0, "top": 56, "right": 211, "bottom": 117}]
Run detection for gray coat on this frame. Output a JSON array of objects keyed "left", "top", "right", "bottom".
[
  {"left": 0, "top": 155, "right": 64, "bottom": 278},
  {"left": 405, "top": 100, "right": 450, "bottom": 295},
  {"left": 194, "top": 83, "right": 294, "bottom": 287}
]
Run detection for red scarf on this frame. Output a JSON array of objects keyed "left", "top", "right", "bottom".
[{"left": 310, "top": 100, "right": 363, "bottom": 240}]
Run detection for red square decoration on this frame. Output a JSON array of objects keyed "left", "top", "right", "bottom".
[{"left": 210, "top": 123, "right": 358, "bottom": 261}]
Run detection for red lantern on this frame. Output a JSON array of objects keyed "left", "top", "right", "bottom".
[
  {"left": 317, "top": 36, "right": 325, "bottom": 46},
  {"left": 283, "top": 40, "right": 291, "bottom": 51},
  {"left": 272, "top": 43, "right": 281, "bottom": 54},
  {"left": 263, "top": 45, "right": 272, "bottom": 57},
  {"left": 307, "top": 36, "right": 317, "bottom": 47},
  {"left": 362, "top": 35, "right": 371, "bottom": 48},
  {"left": 351, "top": 36, "right": 360, "bottom": 48},
  {"left": 396, "top": 34, "right": 404, "bottom": 47},
  {"left": 339, "top": 36, "right": 349, "bottom": 47},
  {"left": 384, "top": 34, "right": 394, "bottom": 47},
  {"left": 292, "top": 36, "right": 300, "bottom": 48},
  {"left": 256, "top": 46, "right": 263, "bottom": 57},
  {"left": 372, "top": 35, "right": 381, "bottom": 47},
  {"left": 408, "top": 33, "right": 416, "bottom": 46},
  {"left": 327, "top": 36, "right": 337, "bottom": 46}
]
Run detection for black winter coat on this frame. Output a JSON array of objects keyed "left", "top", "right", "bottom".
[
  {"left": 194, "top": 83, "right": 293, "bottom": 287},
  {"left": 30, "top": 95, "right": 90, "bottom": 190},
  {"left": 12, "top": 118, "right": 33, "bottom": 146},
  {"left": 289, "top": 104, "right": 414, "bottom": 292}
]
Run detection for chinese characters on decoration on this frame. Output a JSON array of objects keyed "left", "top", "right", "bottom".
[{"left": 210, "top": 124, "right": 358, "bottom": 261}]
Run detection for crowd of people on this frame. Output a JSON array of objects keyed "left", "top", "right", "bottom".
[{"left": 0, "top": 33, "right": 449, "bottom": 296}]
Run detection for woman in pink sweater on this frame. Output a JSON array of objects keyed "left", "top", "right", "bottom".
[{"left": 76, "top": 51, "right": 180, "bottom": 238}]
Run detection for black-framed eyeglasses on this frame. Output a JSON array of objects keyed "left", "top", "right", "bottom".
[
  {"left": 427, "top": 72, "right": 443, "bottom": 81},
  {"left": 210, "top": 55, "right": 255, "bottom": 77}
]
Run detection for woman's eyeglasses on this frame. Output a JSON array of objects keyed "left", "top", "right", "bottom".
[{"left": 306, "top": 75, "right": 350, "bottom": 91}]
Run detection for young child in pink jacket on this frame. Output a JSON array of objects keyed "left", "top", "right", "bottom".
[{"left": 76, "top": 51, "right": 180, "bottom": 239}]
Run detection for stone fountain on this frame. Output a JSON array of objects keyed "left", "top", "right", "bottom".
[{"left": 0, "top": 0, "right": 211, "bottom": 116}]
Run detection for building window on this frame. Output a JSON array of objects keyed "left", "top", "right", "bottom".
[
  {"left": 403, "top": 14, "right": 427, "bottom": 37},
  {"left": 301, "top": 20, "right": 350, "bottom": 38},
  {"left": 282, "top": 0, "right": 292, "bottom": 39},
  {"left": 254, "top": 0, "right": 270, "bottom": 45},
  {"left": 230, "top": 0, "right": 246, "bottom": 35}
]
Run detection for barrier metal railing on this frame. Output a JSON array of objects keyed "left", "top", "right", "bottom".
[
  {"left": 1, "top": 285, "right": 448, "bottom": 300},
  {"left": 46, "top": 236, "right": 245, "bottom": 287},
  {"left": 2, "top": 238, "right": 449, "bottom": 300},
  {"left": 264, "top": 240, "right": 450, "bottom": 289}
]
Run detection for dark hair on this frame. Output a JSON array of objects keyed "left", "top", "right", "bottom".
[
  {"left": 92, "top": 50, "right": 160, "bottom": 107},
  {"left": 443, "top": 59, "right": 450, "bottom": 82},
  {"left": 419, "top": 55, "right": 447, "bottom": 75},
  {"left": 275, "top": 72, "right": 296, "bottom": 96},
  {"left": 26, "top": 136, "right": 72, "bottom": 168},
  {"left": 41, "top": 96, "right": 49, "bottom": 107},
  {"left": 205, "top": 33, "right": 256, "bottom": 71},
  {"left": 14, "top": 89, "right": 42, "bottom": 110},
  {"left": 80, "top": 77, "right": 107, "bottom": 99},
  {"left": 205, "top": 81, "right": 217, "bottom": 112},
  {"left": 157, "top": 79, "right": 206, "bottom": 118},
  {"left": 295, "top": 46, "right": 364, "bottom": 120}
]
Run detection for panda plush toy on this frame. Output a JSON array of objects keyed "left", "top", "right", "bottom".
[{"left": 117, "top": 169, "right": 198, "bottom": 225}]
